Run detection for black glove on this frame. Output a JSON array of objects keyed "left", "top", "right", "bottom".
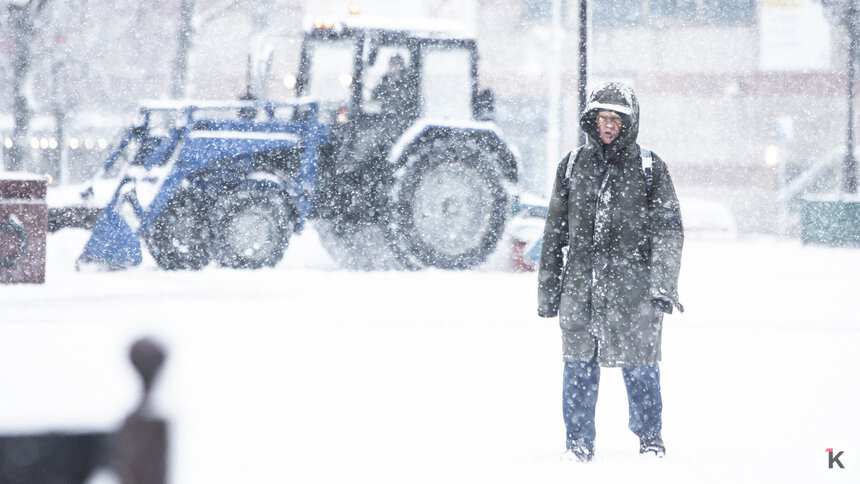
[
  {"left": 538, "top": 307, "right": 558, "bottom": 318},
  {"left": 652, "top": 298, "right": 673, "bottom": 314}
]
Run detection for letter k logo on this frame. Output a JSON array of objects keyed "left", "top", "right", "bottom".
[{"left": 827, "top": 448, "right": 845, "bottom": 469}]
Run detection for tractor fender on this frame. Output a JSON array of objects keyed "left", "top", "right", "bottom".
[
  {"left": 237, "top": 171, "right": 302, "bottom": 229},
  {"left": 387, "top": 119, "right": 520, "bottom": 183}
]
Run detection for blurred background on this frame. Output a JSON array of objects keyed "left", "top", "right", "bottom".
[{"left": 0, "top": 0, "right": 854, "bottom": 237}]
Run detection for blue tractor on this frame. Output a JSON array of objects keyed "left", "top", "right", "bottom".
[
  {"left": 75, "top": 100, "right": 327, "bottom": 270},
  {"left": 67, "top": 19, "right": 519, "bottom": 270}
]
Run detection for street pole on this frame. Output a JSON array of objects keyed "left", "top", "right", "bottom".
[
  {"left": 578, "top": 0, "right": 588, "bottom": 147},
  {"left": 249, "top": 0, "right": 270, "bottom": 102},
  {"left": 50, "top": 61, "right": 67, "bottom": 184},
  {"left": 171, "top": 0, "right": 195, "bottom": 99},
  {"left": 846, "top": 1, "right": 858, "bottom": 193}
]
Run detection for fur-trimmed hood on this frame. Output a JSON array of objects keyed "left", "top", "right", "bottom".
[{"left": 579, "top": 81, "right": 640, "bottom": 156}]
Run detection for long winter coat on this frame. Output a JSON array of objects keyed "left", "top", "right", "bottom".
[{"left": 538, "top": 82, "right": 684, "bottom": 367}]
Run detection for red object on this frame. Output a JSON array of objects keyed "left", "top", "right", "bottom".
[
  {"left": 512, "top": 240, "right": 536, "bottom": 272},
  {"left": 0, "top": 175, "right": 48, "bottom": 284}
]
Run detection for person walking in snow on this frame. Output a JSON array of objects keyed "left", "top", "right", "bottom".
[{"left": 537, "top": 81, "right": 684, "bottom": 462}]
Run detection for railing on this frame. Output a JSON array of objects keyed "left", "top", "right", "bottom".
[{"left": 776, "top": 148, "right": 859, "bottom": 236}]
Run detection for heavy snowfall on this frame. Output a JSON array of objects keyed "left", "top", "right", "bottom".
[
  {"left": 1, "top": 227, "right": 859, "bottom": 483},
  {"left": 1, "top": 0, "right": 860, "bottom": 483}
]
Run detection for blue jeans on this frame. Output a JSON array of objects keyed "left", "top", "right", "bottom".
[{"left": 562, "top": 357, "right": 662, "bottom": 450}]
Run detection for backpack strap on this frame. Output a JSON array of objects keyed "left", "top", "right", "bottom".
[
  {"left": 640, "top": 148, "right": 653, "bottom": 191},
  {"left": 563, "top": 145, "right": 586, "bottom": 190}
]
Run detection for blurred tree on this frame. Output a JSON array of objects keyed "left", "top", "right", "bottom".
[
  {"left": 170, "top": 0, "right": 263, "bottom": 99},
  {"left": 4, "top": 0, "right": 49, "bottom": 171},
  {"left": 0, "top": 0, "right": 293, "bottom": 175}
]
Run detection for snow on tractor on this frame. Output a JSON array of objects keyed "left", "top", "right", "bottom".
[
  {"left": 58, "top": 19, "right": 520, "bottom": 271},
  {"left": 72, "top": 100, "right": 327, "bottom": 270},
  {"left": 291, "top": 19, "right": 519, "bottom": 270}
]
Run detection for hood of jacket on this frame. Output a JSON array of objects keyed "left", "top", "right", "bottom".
[{"left": 579, "top": 81, "right": 640, "bottom": 158}]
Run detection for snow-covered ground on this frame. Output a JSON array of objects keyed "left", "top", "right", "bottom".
[{"left": 1, "top": 227, "right": 859, "bottom": 483}]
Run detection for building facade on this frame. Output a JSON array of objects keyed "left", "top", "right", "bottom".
[{"left": 476, "top": 0, "right": 849, "bottom": 233}]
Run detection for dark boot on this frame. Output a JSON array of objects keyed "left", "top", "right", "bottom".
[
  {"left": 639, "top": 436, "right": 665, "bottom": 457},
  {"left": 562, "top": 441, "right": 594, "bottom": 463}
]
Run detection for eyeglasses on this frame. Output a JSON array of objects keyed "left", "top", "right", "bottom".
[{"left": 596, "top": 114, "right": 623, "bottom": 127}]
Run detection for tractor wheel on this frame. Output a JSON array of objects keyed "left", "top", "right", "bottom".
[
  {"left": 146, "top": 189, "right": 211, "bottom": 270},
  {"left": 389, "top": 136, "right": 508, "bottom": 270},
  {"left": 211, "top": 185, "right": 294, "bottom": 269},
  {"left": 314, "top": 219, "right": 419, "bottom": 270}
]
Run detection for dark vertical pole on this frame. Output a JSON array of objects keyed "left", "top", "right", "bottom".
[
  {"left": 51, "top": 62, "right": 65, "bottom": 183},
  {"left": 578, "top": 0, "right": 588, "bottom": 146},
  {"left": 846, "top": 2, "right": 858, "bottom": 193},
  {"left": 250, "top": 0, "right": 270, "bottom": 102},
  {"left": 171, "top": 0, "right": 195, "bottom": 99}
]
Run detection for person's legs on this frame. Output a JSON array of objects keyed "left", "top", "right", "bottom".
[
  {"left": 621, "top": 363, "right": 664, "bottom": 454},
  {"left": 562, "top": 358, "right": 600, "bottom": 456}
]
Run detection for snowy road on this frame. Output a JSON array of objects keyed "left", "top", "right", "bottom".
[{"left": 1, "top": 228, "right": 858, "bottom": 483}]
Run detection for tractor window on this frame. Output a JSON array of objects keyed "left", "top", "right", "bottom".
[
  {"left": 420, "top": 46, "right": 473, "bottom": 120},
  {"left": 305, "top": 39, "right": 357, "bottom": 113},
  {"left": 363, "top": 47, "right": 412, "bottom": 114}
]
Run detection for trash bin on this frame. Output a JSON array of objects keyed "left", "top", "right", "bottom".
[
  {"left": 800, "top": 194, "right": 860, "bottom": 247},
  {"left": 0, "top": 174, "right": 48, "bottom": 284}
]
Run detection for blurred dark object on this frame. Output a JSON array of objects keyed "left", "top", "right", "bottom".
[
  {"left": 48, "top": 207, "right": 102, "bottom": 232},
  {"left": 0, "top": 337, "right": 169, "bottom": 484},
  {"left": 114, "top": 338, "right": 168, "bottom": 484},
  {"left": 475, "top": 89, "right": 495, "bottom": 121},
  {"left": 0, "top": 433, "right": 110, "bottom": 484},
  {"left": 1, "top": 175, "right": 48, "bottom": 284},
  {"left": 238, "top": 88, "right": 258, "bottom": 120}
]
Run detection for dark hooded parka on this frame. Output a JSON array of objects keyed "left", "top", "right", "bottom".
[{"left": 538, "top": 82, "right": 684, "bottom": 367}]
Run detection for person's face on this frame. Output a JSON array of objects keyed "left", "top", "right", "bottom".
[
  {"left": 390, "top": 60, "right": 404, "bottom": 76},
  {"left": 596, "top": 111, "right": 623, "bottom": 145}
]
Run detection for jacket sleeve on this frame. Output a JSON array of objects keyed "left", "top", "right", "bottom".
[
  {"left": 647, "top": 154, "right": 684, "bottom": 313},
  {"left": 537, "top": 153, "right": 572, "bottom": 318}
]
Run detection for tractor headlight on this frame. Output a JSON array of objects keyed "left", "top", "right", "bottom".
[{"left": 283, "top": 74, "right": 297, "bottom": 89}]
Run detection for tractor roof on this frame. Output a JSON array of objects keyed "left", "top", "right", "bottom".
[
  {"left": 304, "top": 16, "right": 474, "bottom": 41},
  {"left": 137, "top": 98, "right": 316, "bottom": 112}
]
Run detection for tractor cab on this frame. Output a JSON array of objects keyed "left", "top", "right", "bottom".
[
  {"left": 299, "top": 19, "right": 489, "bottom": 121},
  {"left": 296, "top": 19, "right": 494, "bottom": 166}
]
